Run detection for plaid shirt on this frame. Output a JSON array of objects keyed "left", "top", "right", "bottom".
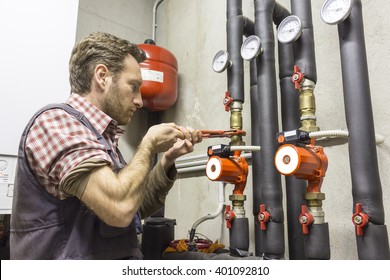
[{"left": 25, "top": 93, "right": 124, "bottom": 199}]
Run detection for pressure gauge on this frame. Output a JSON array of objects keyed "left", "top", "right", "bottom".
[
  {"left": 277, "top": 15, "right": 303, "bottom": 44},
  {"left": 321, "top": 0, "right": 352, "bottom": 25},
  {"left": 212, "top": 50, "right": 231, "bottom": 73},
  {"left": 241, "top": 35, "right": 262, "bottom": 61}
]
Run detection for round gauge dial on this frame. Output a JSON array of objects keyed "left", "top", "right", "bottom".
[
  {"left": 212, "top": 50, "right": 231, "bottom": 73},
  {"left": 321, "top": 0, "right": 353, "bottom": 25},
  {"left": 241, "top": 35, "right": 262, "bottom": 61},
  {"left": 277, "top": 15, "right": 303, "bottom": 44}
]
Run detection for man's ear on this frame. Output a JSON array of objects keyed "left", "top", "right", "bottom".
[{"left": 94, "top": 64, "right": 109, "bottom": 90}]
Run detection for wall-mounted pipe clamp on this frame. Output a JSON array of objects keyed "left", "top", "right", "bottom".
[{"left": 352, "top": 202, "right": 369, "bottom": 237}]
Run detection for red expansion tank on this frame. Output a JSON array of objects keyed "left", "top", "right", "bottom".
[{"left": 138, "top": 42, "right": 178, "bottom": 111}]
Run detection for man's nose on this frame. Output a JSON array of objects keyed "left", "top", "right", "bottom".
[{"left": 134, "top": 92, "right": 143, "bottom": 109}]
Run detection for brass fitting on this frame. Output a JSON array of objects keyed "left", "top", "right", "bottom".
[
  {"left": 299, "top": 79, "right": 319, "bottom": 132},
  {"left": 305, "top": 192, "right": 325, "bottom": 224},
  {"left": 230, "top": 101, "right": 245, "bottom": 146},
  {"left": 229, "top": 194, "right": 246, "bottom": 218}
]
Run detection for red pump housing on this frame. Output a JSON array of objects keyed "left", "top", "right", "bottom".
[{"left": 138, "top": 43, "right": 178, "bottom": 111}]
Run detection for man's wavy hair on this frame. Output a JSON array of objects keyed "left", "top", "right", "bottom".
[{"left": 69, "top": 32, "right": 146, "bottom": 95}]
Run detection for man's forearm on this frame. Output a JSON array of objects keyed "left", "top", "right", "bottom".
[
  {"left": 139, "top": 159, "right": 177, "bottom": 218},
  {"left": 81, "top": 138, "right": 155, "bottom": 227}
]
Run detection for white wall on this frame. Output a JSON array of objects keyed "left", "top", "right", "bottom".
[
  {"left": 0, "top": 0, "right": 79, "bottom": 214},
  {"left": 0, "top": 0, "right": 79, "bottom": 156}
]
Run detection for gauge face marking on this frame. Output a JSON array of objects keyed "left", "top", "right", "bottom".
[
  {"left": 321, "top": 0, "right": 352, "bottom": 25},
  {"left": 241, "top": 35, "right": 262, "bottom": 61},
  {"left": 212, "top": 50, "right": 230, "bottom": 73},
  {"left": 277, "top": 15, "right": 303, "bottom": 44}
]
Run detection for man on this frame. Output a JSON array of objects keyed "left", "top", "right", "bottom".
[{"left": 10, "top": 32, "right": 202, "bottom": 259}]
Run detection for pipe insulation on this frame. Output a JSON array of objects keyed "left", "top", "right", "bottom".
[
  {"left": 254, "top": 0, "right": 284, "bottom": 259},
  {"left": 337, "top": 0, "right": 390, "bottom": 259},
  {"left": 291, "top": 0, "right": 317, "bottom": 82},
  {"left": 227, "top": 0, "right": 245, "bottom": 102},
  {"left": 275, "top": 2, "right": 307, "bottom": 260}
]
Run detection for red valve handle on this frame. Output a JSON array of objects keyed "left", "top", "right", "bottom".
[
  {"left": 223, "top": 91, "right": 233, "bottom": 112},
  {"left": 225, "top": 205, "right": 236, "bottom": 229},
  {"left": 299, "top": 205, "right": 314, "bottom": 235},
  {"left": 292, "top": 65, "right": 305, "bottom": 90},
  {"left": 258, "top": 204, "right": 270, "bottom": 231},
  {"left": 352, "top": 203, "right": 369, "bottom": 237}
]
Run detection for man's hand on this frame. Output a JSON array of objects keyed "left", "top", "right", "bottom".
[
  {"left": 143, "top": 123, "right": 186, "bottom": 154},
  {"left": 161, "top": 125, "right": 202, "bottom": 169}
]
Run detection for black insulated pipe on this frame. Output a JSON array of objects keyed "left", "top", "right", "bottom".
[
  {"left": 229, "top": 218, "right": 249, "bottom": 252},
  {"left": 253, "top": 0, "right": 284, "bottom": 259},
  {"left": 250, "top": 59, "right": 263, "bottom": 256},
  {"left": 291, "top": 0, "right": 330, "bottom": 260},
  {"left": 243, "top": 16, "right": 255, "bottom": 37},
  {"left": 304, "top": 224, "right": 330, "bottom": 259},
  {"left": 337, "top": 0, "right": 390, "bottom": 259},
  {"left": 227, "top": 0, "right": 245, "bottom": 102},
  {"left": 291, "top": 0, "right": 317, "bottom": 83},
  {"left": 275, "top": 4, "right": 307, "bottom": 260},
  {"left": 273, "top": 2, "right": 290, "bottom": 27}
]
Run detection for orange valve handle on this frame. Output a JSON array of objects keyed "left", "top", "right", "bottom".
[
  {"left": 274, "top": 144, "right": 328, "bottom": 193},
  {"left": 206, "top": 155, "right": 248, "bottom": 195}
]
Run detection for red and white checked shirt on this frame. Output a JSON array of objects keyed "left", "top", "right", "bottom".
[{"left": 25, "top": 93, "right": 124, "bottom": 199}]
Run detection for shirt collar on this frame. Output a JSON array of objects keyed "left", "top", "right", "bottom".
[{"left": 66, "top": 93, "right": 121, "bottom": 139}]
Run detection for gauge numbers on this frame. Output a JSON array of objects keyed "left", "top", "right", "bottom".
[
  {"left": 241, "top": 35, "right": 262, "bottom": 61},
  {"left": 212, "top": 50, "right": 231, "bottom": 73},
  {"left": 321, "top": 0, "right": 353, "bottom": 25},
  {"left": 277, "top": 15, "right": 303, "bottom": 44}
]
